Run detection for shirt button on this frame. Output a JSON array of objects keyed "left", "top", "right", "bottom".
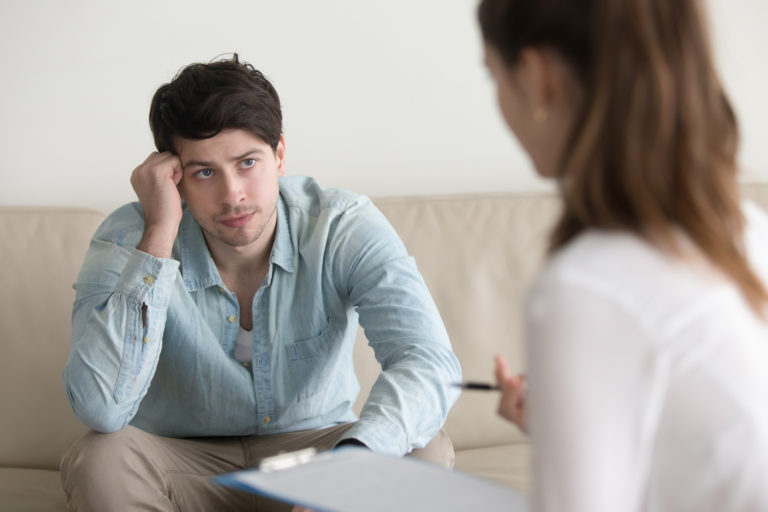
[
  {"left": 143, "top": 275, "right": 155, "bottom": 284},
  {"left": 218, "top": 286, "right": 226, "bottom": 293},
  {"left": 143, "top": 336, "right": 151, "bottom": 344},
  {"left": 243, "top": 361, "right": 252, "bottom": 368},
  {"left": 262, "top": 416, "right": 271, "bottom": 424},
  {"left": 227, "top": 314, "right": 237, "bottom": 323}
]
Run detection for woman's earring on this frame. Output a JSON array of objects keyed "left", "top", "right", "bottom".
[{"left": 533, "top": 107, "right": 548, "bottom": 123}]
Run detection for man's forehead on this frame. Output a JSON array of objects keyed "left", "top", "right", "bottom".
[{"left": 175, "top": 130, "right": 272, "bottom": 162}]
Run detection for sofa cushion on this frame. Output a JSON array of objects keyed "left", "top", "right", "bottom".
[
  {"left": 454, "top": 443, "right": 530, "bottom": 492},
  {"left": 0, "top": 468, "right": 66, "bottom": 511}
]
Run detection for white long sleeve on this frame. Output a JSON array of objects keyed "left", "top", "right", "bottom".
[{"left": 525, "top": 202, "right": 768, "bottom": 512}]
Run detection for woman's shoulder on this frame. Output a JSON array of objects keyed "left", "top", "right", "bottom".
[
  {"left": 539, "top": 230, "right": 666, "bottom": 290},
  {"left": 530, "top": 228, "right": 733, "bottom": 329}
]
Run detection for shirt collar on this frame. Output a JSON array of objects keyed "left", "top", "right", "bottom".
[
  {"left": 270, "top": 194, "right": 295, "bottom": 274},
  {"left": 178, "top": 209, "right": 222, "bottom": 292}
]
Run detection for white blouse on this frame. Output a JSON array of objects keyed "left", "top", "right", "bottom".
[{"left": 526, "top": 202, "right": 768, "bottom": 511}]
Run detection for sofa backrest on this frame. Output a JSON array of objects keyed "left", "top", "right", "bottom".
[{"left": 0, "top": 207, "right": 103, "bottom": 470}]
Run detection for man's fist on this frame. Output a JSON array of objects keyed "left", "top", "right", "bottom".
[{"left": 130, "top": 151, "right": 184, "bottom": 258}]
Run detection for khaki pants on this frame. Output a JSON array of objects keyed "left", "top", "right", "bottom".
[{"left": 60, "top": 424, "right": 454, "bottom": 511}]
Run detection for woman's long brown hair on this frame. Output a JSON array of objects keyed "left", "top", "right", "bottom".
[{"left": 479, "top": 0, "right": 768, "bottom": 314}]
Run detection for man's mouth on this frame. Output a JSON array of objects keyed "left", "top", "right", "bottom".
[{"left": 219, "top": 213, "right": 254, "bottom": 228}]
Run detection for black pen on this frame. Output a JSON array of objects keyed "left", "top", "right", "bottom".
[{"left": 453, "top": 381, "right": 501, "bottom": 391}]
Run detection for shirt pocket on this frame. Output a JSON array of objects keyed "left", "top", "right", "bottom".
[{"left": 285, "top": 318, "right": 335, "bottom": 402}]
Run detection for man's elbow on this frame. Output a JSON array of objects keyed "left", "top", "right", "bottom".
[{"left": 64, "top": 383, "right": 129, "bottom": 433}]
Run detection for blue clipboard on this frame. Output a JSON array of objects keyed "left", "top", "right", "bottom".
[{"left": 214, "top": 447, "right": 527, "bottom": 512}]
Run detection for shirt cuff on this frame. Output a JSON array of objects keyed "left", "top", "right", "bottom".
[
  {"left": 338, "top": 417, "right": 408, "bottom": 456},
  {"left": 333, "top": 438, "right": 369, "bottom": 450},
  {"left": 114, "top": 248, "right": 180, "bottom": 308}
]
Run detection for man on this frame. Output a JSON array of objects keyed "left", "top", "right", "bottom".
[{"left": 61, "top": 55, "right": 461, "bottom": 511}]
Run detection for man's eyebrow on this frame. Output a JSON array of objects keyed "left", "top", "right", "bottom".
[
  {"left": 182, "top": 148, "right": 267, "bottom": 169},
  {"left": 232, "top": 148, "right": 266, "bottom": 161}
]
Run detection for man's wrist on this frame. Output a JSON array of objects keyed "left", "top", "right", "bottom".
[{"left": 137, "top": 223, "right": 178, "bottom": 259}]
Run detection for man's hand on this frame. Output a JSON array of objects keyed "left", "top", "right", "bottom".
[
  {"left": 494, "top": 355, "right": 528, "bottom": 434},
  {"left": 130, "top": 151, "right": 184, "bottom": 259}
]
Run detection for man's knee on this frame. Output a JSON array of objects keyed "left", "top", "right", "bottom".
[
  {"left": 61, "top": 426, "right": 167, "bottom": 510},
  {"left": 406, "top": 427, "right": 455, "bottom": 469},
  {"left": 62, "top": 426, "right": 149, "bottom": 478}
]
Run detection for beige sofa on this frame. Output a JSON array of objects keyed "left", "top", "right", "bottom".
[{"left": 3, "top": 183, "right": 768, "bottom": 510}]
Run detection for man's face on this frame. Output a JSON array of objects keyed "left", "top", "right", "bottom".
[{"left": 176, "top": 128, "right": 286, "bottom": 252}]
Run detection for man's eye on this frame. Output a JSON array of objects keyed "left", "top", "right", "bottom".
[
  {"left": 241, "top": 158, "right": 256, "bottom": 169},
  {"left": 196, "top": 168, "right": 214, "bottom": 179}
]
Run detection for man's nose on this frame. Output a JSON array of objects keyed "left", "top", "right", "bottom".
[{"left": 219, "top": 171, "right": 245, "bottom": 206}]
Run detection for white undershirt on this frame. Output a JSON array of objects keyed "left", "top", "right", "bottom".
[
  {"left": 526, "top": 202, "right": 768, "bottom": 512},
  {"left": 234, "top": 326, "right": 253, "bottom": 365}
]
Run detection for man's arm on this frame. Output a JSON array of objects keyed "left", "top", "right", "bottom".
[
  {"left": 328, "top": 199, "right": 462, "bottom": 456},
  {"left": 62, "top": 153, "right": 184, "bottom": 432}
]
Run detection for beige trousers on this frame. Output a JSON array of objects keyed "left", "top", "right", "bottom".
[{"left": 60, "top": 423, "right": 454, "bottom": 511}]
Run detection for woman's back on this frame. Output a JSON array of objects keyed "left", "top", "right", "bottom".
[{"left": 526, "top": 202, "right": 768, "bottom": 511}]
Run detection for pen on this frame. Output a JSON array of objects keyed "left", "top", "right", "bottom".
[{"left": 453, "top": 382, "right": 502, "bottom": 391}]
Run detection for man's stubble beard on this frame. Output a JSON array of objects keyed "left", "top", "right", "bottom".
[{"left": 204, "top": 203, "right": 277, "bottom": 249}]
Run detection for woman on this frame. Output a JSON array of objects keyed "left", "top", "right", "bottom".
[{"left": 480, "top": 0, "right": 768, "bottom": 510}]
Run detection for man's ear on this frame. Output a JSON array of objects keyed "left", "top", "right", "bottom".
[{"left": 275, "top": 134, "right": 286, "bottom": 176}]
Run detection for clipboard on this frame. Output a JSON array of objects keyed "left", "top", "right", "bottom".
[{"left": 213, "top": 447, "right": 527, "bottom": 512}]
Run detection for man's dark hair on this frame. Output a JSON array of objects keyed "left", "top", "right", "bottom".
[{"left": 149, "top": 54, "right": 282, "bottom": 154}]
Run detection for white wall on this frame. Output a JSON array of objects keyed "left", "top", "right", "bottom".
[{"left": 1, "top": 0, "right": 766, "bottom": 214}]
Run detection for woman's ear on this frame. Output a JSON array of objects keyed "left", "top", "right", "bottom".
[{"left": 516, "top": 48, "right": 558, "bottom": 119}]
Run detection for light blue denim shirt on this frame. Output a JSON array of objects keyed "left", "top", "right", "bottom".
[{"left": 63, "top": 176, "right": 461, "bottom": 456}]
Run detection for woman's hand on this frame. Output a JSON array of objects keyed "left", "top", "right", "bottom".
[{"left": 494, "top": 355, "right": 528, "bottom": 433}]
